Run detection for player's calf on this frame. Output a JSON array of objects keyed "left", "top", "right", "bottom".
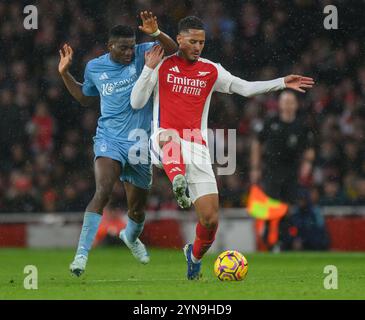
[
  {"left": 192, "top": 221, "right": 218, "bottom": 262},
  {"left": 192, "top": 195, "right": 219, "bottom": 261},
  {"left": 70, "top": 211, "right": 102, "bottom": 277},
  {"left": 182, "top": 205, "right": 219, "bottom": 280}
]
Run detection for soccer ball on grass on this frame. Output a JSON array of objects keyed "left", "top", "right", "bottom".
[{"left": 214, "top": 250, "right": 248, "bottom": 281}]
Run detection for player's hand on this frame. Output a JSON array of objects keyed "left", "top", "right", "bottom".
[
  {"left": 58, "top": 44, "right": 73, "bottom": 75},
  {"left": 284, "top": 75, "right": 315, "bottom": 93},
  {"left": 145, "top": 45, "right": 164, "bottom": 69},
  {"left": 138, "top": 11, "right": 159, "bottom": 35}
]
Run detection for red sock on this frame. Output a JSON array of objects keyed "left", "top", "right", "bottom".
[
  {"left": 192, "top": 222, "right": 218, "bottom": 260},
  {"left": 162, "top": 140, "right": 186, "bottom": 182}
]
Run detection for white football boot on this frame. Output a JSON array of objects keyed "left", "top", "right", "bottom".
[
  {"left": 119, "top": 229, "right": 150, "bottom": 264},
  {"left": 172, "top": 174, "right": 192, "bottom": 209},
  {"left": 69, "top": 254, "right": 87, "bottom": 277}
]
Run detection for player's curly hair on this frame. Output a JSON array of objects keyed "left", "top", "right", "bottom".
[
  {"left": 109, "top": 25, "right": 135, "bottom": 40},
  {"left": 178, "top": 16, "right": 205, "bottom": 33}
]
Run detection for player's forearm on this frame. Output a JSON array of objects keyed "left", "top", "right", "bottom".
[
  {"left": 230, "top": 76, "right": 286, "bottom": 98},
  {"left": 60, "top": 71, "right": 94, "bottom": 106},
  {"left": 155, "top": 31, "right": 178, "bottom": 55},
  {"left": 131, "top": 66, "right": 155, "bottom": 109}
]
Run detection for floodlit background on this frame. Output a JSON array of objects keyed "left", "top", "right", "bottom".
[{"left": 1, "top": 0, "right": 365, "bottom": 252}]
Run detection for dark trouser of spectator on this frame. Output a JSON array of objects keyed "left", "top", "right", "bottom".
[
  {"left": 280, "top": 200, "right": 330, "bottom": 251},
  {"left": 257, "top": 166, "right": 298, "bottom": 251}
]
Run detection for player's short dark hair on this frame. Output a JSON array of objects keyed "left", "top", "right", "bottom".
[
  {"left": 109, "top": 25, "right": 135, "bottom": 41},
  {"left": 178, "top": 16, "right": 205, "bottom": 33}
]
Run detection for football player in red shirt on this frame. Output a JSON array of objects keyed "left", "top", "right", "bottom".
[{"left": 130, "top": 16, "right": 314, "bottom": 279}]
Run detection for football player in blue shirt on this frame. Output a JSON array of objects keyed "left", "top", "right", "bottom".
[{"left": 58, "top": 11, "right": 177, "bottom": 277}]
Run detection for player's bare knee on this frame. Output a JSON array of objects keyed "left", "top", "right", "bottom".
[
  {"left": 128, "top": 199, "right": 146, "bottom": 222},
  {"left": 128, "top": 209, "right": 145, "bottom": 223},
  {"left": 94, "top": 183, "right": 113, "bottom": 204},
  {"left": 200, "top": 210, "right": 219, "bottom": 229},
  {"left": 203, "top": 218, "right": 219, "bottom": 229},
  {"left": 92, "top": 192, "right": 110, "bottom": 207}
]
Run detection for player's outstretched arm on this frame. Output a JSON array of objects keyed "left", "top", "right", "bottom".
[
  {"left": 58, "top": 44, "right": 97, "bottom": 107},
  {"left": 138, "top": 11, "right": 178, "bottom": 55},
  {"left": 130, "top": 45, "right": 163, "bottom": 109},
  {"left": 229, "top": 74, "right": 315, "bottom": 97}
]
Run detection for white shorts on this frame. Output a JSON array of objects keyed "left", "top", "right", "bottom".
[{"left": 150, "top": 128, "right": 218, "bottom": 203}]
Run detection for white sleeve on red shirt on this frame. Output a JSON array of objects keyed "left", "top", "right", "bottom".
[
  {"left": 213, "top": 63, "right": 286, "bottom": 97},
  {"left": 130, "top": 64, "right": 159, "bottom": 109}
]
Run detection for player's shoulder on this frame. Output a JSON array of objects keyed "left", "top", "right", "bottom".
[
  {"left": 161, "top": 55, "right": 216, "bottom": 66},
  {"left": 156, "top": 54, "right": 180, "bottom": 69},
  {"left": 197, "top": 57, "right": 222, "bottom": 72},
  {"left": 160, "top": 53, "right": 178, "bottom": 63},
  {"left": 197, "top": 57, "right": 217, "bottom": 67},
  {"left": 136, "top": 41, "right": 155, "bottom": 49},
  {"left": 86, "top": 53, "right": 109, "bottom": 70},
  {"left": 135, "top": 41, "right": 156, "bottom": 56}
]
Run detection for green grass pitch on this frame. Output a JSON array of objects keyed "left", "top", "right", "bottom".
[{"left": 1, "top": 248, "right": 364, "bottom": 299}]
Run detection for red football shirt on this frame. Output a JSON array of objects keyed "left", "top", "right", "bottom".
[{"left": 152, "top": 54, "right": 234, "bottom": 144}]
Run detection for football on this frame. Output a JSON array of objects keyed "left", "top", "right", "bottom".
[{"left": 214, "top": 250, "right": 248, "bottom": 281}]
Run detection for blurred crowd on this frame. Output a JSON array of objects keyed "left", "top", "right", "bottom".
[{"left": 1, "top": 0, "right": 365, "bottom": 213}]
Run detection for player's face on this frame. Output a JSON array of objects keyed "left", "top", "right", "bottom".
[
  {"left": 108, "top": 37, "right": 136, "bottom": 64},
  {"left": 177, "top": 29, "right": 205, "bottom": 62},
  {"left": 279, "top": 92, "right": 298, "bottom": 115}
]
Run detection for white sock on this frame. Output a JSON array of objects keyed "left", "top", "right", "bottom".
[{"left": 191, "top": 251, "right": 201, "bottom": 264}]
